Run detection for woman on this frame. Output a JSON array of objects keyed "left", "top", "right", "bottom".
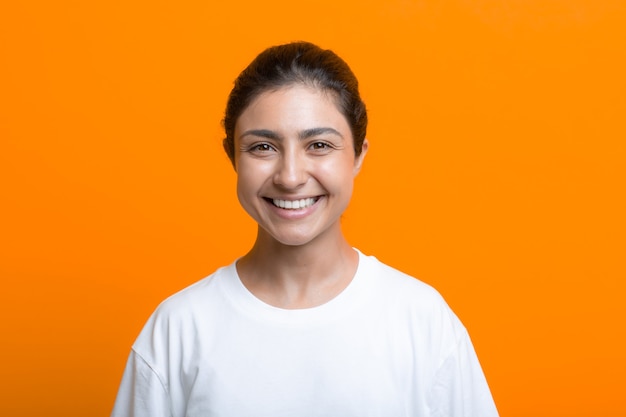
[{"left": 111, "top": 41, "right": 499, "bottom": 417}]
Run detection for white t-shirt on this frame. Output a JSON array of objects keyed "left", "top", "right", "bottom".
[{"left": 111, "top": 250, "right": 498, "bottom": 417}]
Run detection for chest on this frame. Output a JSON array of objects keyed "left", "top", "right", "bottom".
[{"left": 172, "top": 315, "right": 431, "bottom": 417}]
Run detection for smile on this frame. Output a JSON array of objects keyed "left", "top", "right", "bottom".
[{"left": 271, "top": 197, "right": 319, "bottom": 210}]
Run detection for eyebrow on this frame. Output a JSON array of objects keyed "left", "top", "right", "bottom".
[
  {"left": 239, "top": 127, "right": 344, "bottom": 141},
  {"left": 299, "top": 127, "right": 344, "bottom": 140}
]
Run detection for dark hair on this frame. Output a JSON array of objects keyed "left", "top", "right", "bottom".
[{"left": 222, "top": 41, "right": 368, "bottom": 164}]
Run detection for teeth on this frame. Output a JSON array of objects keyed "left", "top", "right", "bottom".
[{"left": 272, "top": 197, "right": 317, "bottom": 210}]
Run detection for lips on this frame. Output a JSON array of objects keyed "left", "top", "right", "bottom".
[{"left": 268, "top": 197, "right": 319, "bottom": 210}]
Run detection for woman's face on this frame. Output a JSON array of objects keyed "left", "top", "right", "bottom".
[{"left": 234, "top": 84, "right": 367, "bottom": 247}]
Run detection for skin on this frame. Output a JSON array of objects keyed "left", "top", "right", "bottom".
[{"left": 233, "top": 84, "right": 368, "bottom": 309}]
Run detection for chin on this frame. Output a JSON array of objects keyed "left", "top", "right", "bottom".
[
  {"left": 259, "top": 226, "right": 323, "bottom": 248},
  {"left": 271, "top": 234, "right": 316, "bottom": 247},
  {"left": 258, "top": 220, "right": 340, "bottom": 248}
]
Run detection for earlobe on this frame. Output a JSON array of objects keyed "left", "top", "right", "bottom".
[{"left": 353, "top": 139, "right": 369, "bottom": 175}]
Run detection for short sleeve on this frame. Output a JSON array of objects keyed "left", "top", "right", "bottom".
[
  {"left": 111, "top": 350, "right": 173, "bottom": 417},
  {"left": 427, "top": 331, "right": 499, "bottom": 417}
]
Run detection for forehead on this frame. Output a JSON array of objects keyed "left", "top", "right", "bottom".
[{"left": 235, "top": 85, "right": 350, "bottom": 135}]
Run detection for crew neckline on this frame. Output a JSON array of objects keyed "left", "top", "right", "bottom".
[{"left": 219, "top": 248, "right": 373, "bottom": 326}]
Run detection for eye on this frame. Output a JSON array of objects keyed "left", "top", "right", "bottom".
[
  {"left": 309, "top": 141, "right": 331, "bottom": 151},
  {"left": 250, "top": 143, "right": 275, "bottom": 153}
]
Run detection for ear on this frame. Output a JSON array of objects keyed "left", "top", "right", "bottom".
[{"left": 353, "top": 139, "right": 369, "bottom": 176}]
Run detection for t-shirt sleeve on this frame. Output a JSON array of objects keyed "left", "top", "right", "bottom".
[
  {"left": 111, "top": 349, "right": 173, "bottom": 417},
  {"left": 427, "top": 331, "right": 499, "bottom": 417}
]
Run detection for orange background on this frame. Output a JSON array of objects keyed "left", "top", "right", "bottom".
[{"left": 1, "top": 1, "right": 625, "bottom": 416}]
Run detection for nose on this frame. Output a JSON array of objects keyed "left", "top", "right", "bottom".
[{"left": 273, "top": 148, "right": 308, "bottom": 189}]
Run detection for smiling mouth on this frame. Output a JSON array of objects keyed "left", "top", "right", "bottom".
[{"left": 266, "top": 197, "right": 320, "bottom": 210}]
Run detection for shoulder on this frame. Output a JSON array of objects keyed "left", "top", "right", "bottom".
[
  {"left": 358, "top": 250, "right": 448, "bottom": 308},
  {"left": 357, "top": 250, "right": 468, "bottom": 344},
  {"left": 153, "top": 259, "right": 241, "bottom": 317},
  {"left": 132, "top": 262, "right": 236, "bottom": 351}
]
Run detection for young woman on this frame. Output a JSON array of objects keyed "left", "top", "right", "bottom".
[{"left": 111, "top": 41, "right": 499, "bottom": 417}]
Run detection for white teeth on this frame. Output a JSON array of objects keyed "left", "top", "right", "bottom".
[{"left": 272, "top": 198, "right": 317, "bottom": 210}]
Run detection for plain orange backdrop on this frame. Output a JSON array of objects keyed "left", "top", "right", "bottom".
[{"left": 1, "top": 1, "right": 625, "bottom": 416}]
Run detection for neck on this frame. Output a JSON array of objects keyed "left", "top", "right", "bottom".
[{"left": 236, "top": 227, "right": 358, "bottom": 309}]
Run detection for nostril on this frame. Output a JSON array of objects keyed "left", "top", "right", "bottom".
[{"left": 273, "top": 161, "right": 308, "bottom": 188}]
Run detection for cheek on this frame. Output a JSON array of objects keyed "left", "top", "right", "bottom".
[
  {"left": 318, "top": 163, "right": 356, "bottom": 197},
  {"left": 236, "top": 161, "right": 270, "bottom": 199},
  {"left": 235, "top": 164, "right": 253, "bottom": 199},
  {"left": 319, "top": 157, "right": 356, "bottom": 180},
  {"left": 236, "top": 171, "right": 259, "bottom": 219},
  {"left": 236, "top": 170, "right": 256, "bottom": 197}
]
